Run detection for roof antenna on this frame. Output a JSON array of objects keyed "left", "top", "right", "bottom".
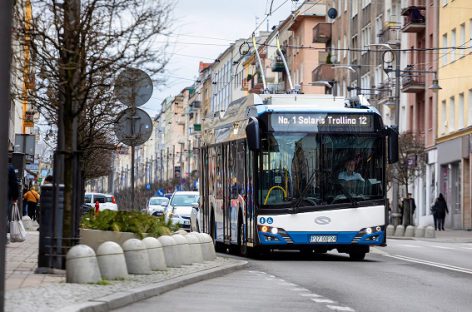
[
  {"left": 275, "top": 33, "right": 294, "bottom": 93},
  {"left": 252, "top": 32, "right": 268, "bottom": 93}
]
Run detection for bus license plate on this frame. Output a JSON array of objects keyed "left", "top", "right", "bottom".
[{"left": 310, "top": 235, "right": 337, "bottom": 243}]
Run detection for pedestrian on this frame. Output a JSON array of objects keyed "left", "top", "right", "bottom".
[
  {"left": 95, "top": 200, "right": 100, "bottom": 215},
  {"left": 402, "top": 193, "right": 416, "bottom": 226},
  {"left": 7, "top": 163, "right": 20, "bottom": 243},
  {"left": 23, "top": 186, "right": 40, "bottom": 221},
  {"left": 432, "top": 193, "right": 448, "bottom": 231}
]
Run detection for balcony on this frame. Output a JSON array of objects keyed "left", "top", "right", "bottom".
[
  {"left": 312, "top": 23, "right": 331, "bottom": 43},
  {"left": 377, "top": 21, "right": 401, "bottom": 45},
  {"left": 271, "top": 56, "right": 285, "bottom": 72},
  {"left": 401, "top": 65, "right": 425, "bottom": 93},
  {"left": 401, "top": 6, "right": 426, "bottom": 33}
]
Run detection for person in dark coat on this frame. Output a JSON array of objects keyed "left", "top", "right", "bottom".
[{"left": 432, "top": 193, "right": 449, "bottom": 231}]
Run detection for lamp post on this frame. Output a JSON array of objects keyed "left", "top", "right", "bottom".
[
  {"left": 370, "top": 43, "right": 401, "bottom": 225},
  {"left": 370, "top": 43, "right": 441, "bottom": 226}
]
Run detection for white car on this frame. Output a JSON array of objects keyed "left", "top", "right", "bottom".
[
  {"left": 167, "top": 191, "right": 199, "bottom": 230},
  {"left": 84, "top": 192, "right": 118, "bottom": 211},
  {"left": 146, "top": 196, "right": 169, "bottom": 216}
]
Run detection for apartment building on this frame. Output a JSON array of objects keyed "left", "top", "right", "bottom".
[{"left": 436, "top": 0, "right": 472, "bottom": 230}]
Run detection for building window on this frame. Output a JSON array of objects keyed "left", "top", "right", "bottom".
[
  {"left": 351, "top": 0, "right": 358, "bottom": 17},
  {"left": 361, "top": 24, "right": 371, "bottom": 54},
  {"left": 451, "top": 28, "right": 456, "bottom": 62},
  {"left": 441, "top": 0, "right": 448, "bottom": 6},
  {"left": 449, "top": 96, "right": 455, "bottom": 131},
  {"left": 351, "top": 34, "right": 358, "bottom": 62},
  {"left": 468, "top": 89, "right": 472, "bottom": 126},
  {"left": 375, "top": 65, "right": 382, "bottom": 94},
  {"left": 460, "top": 23, "right": 466, "bottom": 57},
  {"left": 344, "top": 0, "right": 347, "bottom": 12},
  {"left": 337, "top": 38, "right": 341, "bottom": 63},
  {"left": 441, "top": 100, "right": 447, "bottom": 133},
  {"left": 361, "top": 73, "right": 370, "bottom": 99},
  {"left": 442, "top": 33, "right": 448, "bottom": 65},
  {"left": 458, "top": 93, "right": 464, "bottom": 129},
  {"left": 343, "top": 35, "right": 347, "bottom": 58},
  {"left": 375, "top": 15, "right": 383, "bottom": 44},
  {"left": 362, "top": 0, "right": 371, "bottom": 9}
]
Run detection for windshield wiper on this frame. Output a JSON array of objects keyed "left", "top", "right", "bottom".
[
  {"left": 335, "top": 181, "right": 359, "bottom": 207},
  {"left": 293, "top": 170, "right": 319, "bottom": 213}
]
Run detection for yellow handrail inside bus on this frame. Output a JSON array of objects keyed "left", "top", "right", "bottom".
[{"left": 264, "top": 186, "right": 287, "bottom": 205}]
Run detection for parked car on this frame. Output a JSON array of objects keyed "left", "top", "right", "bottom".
[
  {"left": 146, "top": 196, "right": 169, "bottom": 216},
  {"left": 167, "top": 191, "right": 199, "bottom": 230},
  {"left": 84, "top": 192, "right": 118, "bottom": 211}
]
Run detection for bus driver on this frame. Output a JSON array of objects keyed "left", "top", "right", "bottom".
[{"left": 338, "top": 158, "right": 365, "bottom": 182}]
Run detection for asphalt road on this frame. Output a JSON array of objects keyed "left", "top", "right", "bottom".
[{"left": 114, "top": 240, "right": 472, "bottom": 312}]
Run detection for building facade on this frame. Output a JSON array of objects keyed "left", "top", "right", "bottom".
[{"left": 436, "top": 0, "right": 472, "bottom": 230}]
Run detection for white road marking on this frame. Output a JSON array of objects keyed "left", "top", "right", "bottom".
[
  {"left": 460, "top": 247, "right": 472, "bottom": 250},
  {"left": 300, "top": 293, "right": 322, "bottom": 298},
  {"left": 326, "top": 305, "right": 356, "bottom": 311},
  {"left": 312, "top": 298, "right": 335, "bottom": 303},
  {"left": 290, "top": 287, "right": 309, "bottom": 292},
  {"left": 431, "top": 245, "right": 455, "bottom": 250},
  {"left": 388, "top": 254, "right": 472, "bottom": 274},
  {"left": 399, "top": 244, "right": 422, "bottom": 248}
]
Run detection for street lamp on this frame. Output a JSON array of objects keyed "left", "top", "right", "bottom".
[{"left": 370, "top": 43, "right": 402, "bottom": 226}]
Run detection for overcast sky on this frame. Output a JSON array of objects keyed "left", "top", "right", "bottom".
[{"left": 142, "top": 0, "right": 297, "bottom": 115}]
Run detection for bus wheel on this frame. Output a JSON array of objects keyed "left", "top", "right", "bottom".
[
  {"left": 238, "top": 218, "right": 247, "bottom": 256},
  {"left": 349, "top": 249, "right": 366, "bottom": 261}
]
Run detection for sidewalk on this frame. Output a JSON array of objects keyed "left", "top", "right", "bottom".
[
  {"left": 5, "top": 231, "right": 247, "bottom": 312},
  {"left": 388, "top": 228, "right": 472, "bottom": 243}
]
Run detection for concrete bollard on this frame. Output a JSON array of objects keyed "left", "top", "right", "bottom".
[
  {"left": 394, "top": 225, "right": 405, "bottom": 237},
  {"left": 66, "top": 244, "right": 101, "bottom": 284},
  {"left": 173, "top": 234, "right": 192, "bottom": 265},
  {"left": 185, "top": 233, "right": 203, "bottom": 263},
  {"left": 158, "top": 235, "right": 180, "bottom": 268},
  {"left": 122, "top": 239, "right": 152, "bottom": 274},
  {"left": 404, "top": 225, "right": 415, "bottom": 237},
  {"left": 201, "top": 233, "right": 217, "bottom": 261},
  {"left": 386, "top": 225, "right": 395, "bottom": 237},
  {"left": 414, "top": 226, "right": 425, "bottom": 238},
  {"left": 175, "top": 229, "right": 188, "bottom": 236},
  {"left": 142, "top": 237, "right": 167, "bottom": 271},
  {"left": 96, "top": 241, "right": 128, "bottom": 280},
  {"left": 425, "top": 225, "right": 436, "bottom": 238}
]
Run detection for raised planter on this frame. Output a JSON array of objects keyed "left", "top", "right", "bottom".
[{"left": 80, "top": 228, "right": 147, "bottom": 251}]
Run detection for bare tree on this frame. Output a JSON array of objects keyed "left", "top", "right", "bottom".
[
  {"left": 387, "top": 132, "right": 426, "bottom": 199},
  {"left": 13, "top": 0, "right": 174, "bottom": 250}
]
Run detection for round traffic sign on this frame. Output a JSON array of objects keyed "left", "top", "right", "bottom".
[
  {"left": 114, "top": 68, "right": 153, "bottom": 107},
  {"left": 114, "top": 107, "right": 153, "bottom": 146}
]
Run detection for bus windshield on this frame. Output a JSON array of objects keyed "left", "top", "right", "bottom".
[{"left": 259, "top": 133, "right": 384, "bottom": 207}]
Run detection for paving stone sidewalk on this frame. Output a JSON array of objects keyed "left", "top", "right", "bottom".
[{"left": 5, "top": 231, "right": 246, "bottom": 312}]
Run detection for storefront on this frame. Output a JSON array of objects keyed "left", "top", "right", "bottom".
[{"left": 437, "top": 136, "right": 468, "bottom": 230}]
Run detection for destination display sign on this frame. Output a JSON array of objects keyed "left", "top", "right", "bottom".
[{"left": 268, "top": 113, "right": 375, "bottom": 132}]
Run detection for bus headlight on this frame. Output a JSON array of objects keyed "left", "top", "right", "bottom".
[
  {"left": 365, "top": 227, "right": 373, "bottom": 234},
  {"left": 261, "top": 226, "right": 269, "bottom": 233},
  {"left": 271, "top": 227, "right": 278, "bottom": 235}
]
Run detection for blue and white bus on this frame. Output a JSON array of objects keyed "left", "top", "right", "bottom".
[{"left": 198, "top": 94, "right": 398, "bottom": 260}]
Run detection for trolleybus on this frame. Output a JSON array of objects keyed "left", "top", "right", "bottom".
[{"left": 198, "top": 94, "right": 398, "bottom": 260}]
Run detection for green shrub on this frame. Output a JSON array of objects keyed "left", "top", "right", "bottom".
[{"left": 80, "top": 210, "right": 178, "bottom": 238}]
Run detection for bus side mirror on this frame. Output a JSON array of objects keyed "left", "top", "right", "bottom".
[
  {"left": 246, "top": 117, "right": 261, "bottom": 151},
  {"left": 387, "top": 126, "right": 399, "bottom": 164}
]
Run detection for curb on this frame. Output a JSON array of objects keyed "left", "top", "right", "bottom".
[{"left": 59, "top": 260, "right": 248, "bottom": 312}]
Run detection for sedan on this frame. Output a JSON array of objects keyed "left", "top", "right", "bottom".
[{"left": 146, "top": 196, "right": 169, "bottom": 216}]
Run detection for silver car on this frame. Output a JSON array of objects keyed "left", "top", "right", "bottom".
[
  {"left": 167, "top": 191, "right": 199, "bottom": 230},
  {"left": 146, "top": 197, "right": 169, "bottom": 216}
]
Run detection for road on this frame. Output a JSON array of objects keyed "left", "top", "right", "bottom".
[{"left": 114, "top": 239, "right": 472, "bottom": 312}]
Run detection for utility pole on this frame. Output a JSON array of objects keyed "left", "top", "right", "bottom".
[
  {"left": 0, "top": 3, "right": 12, "bottom": 310},
  {"left": 392, "top": 44, "right": 401, "bottom": 226}
]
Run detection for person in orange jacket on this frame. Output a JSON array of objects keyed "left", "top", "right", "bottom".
[{"left": 24, "top": 187, "right": 40, "bottom": 221}]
